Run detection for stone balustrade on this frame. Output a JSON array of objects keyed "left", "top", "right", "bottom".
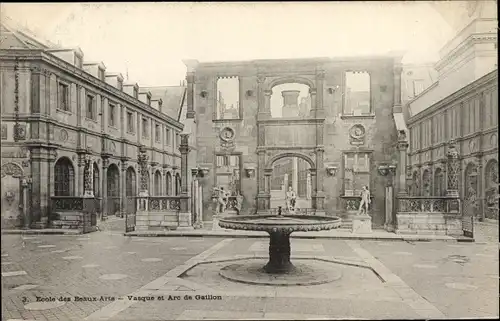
[
  {"left": 50, "top": 196, "right": 99, "bottom": 233},
  {"left": 396, "top": 196, "right": 460, "bottom": 214},
  {"left": 148, "top": 196, "right": 181, "bottom": 212}
]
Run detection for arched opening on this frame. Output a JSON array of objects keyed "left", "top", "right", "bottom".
[
  {"left": 464, "top": 162, "right": 478, "bottom": 218},
  {"left": 166, "top": 172, "right": 172, "bottom": 195},
  {"left": 154, "top": 170, "right": 162, "bottom": 196},
  {"left": 125, "top": 167, "right": 136, "bottom": 214},
  {"left": 411, "top": 171, "right": 419, "bottom": 196},
  {"left": 175, "top": 173, "right": 181, "bottom": 195},
  {"left": 54, "top": 157, "right": 75, "bottom": 196},
  {"left": 270, "top": 83, "right": 312, "bottom": 118},
  {"left": 107, "top": 163, "right": 120, "bottom": 216},
  {"left": 93, "top": 162, "right": 100, "bottom": 197},
  {"left": 485, "top": 159, "right": 499, "bottom": 219},
  {"left": 434, "top": 168, "right": 444, "bottom": 196},
  {"left": 269, "top": 156, "right": 312, "bottom": 211},
  {"left": 422, "top": 169, "right": 431, "bottom": 197}
]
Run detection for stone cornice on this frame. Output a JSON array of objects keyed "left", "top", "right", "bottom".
[
  {"left": 435, "top": 33, "right": 498, "bottom": 72},
  {"left": 258, "top": 117, "right": 325, "bottom": 125},
  {"left": 0, "top": 49, "right": 183, "bottom": 130},
  {"left": 407, "top": 69, "right": 497, "bottom": 125}
]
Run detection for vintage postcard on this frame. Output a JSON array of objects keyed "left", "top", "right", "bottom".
[{"left": 1, "top": 1, "right": 498, "bottom": 320}]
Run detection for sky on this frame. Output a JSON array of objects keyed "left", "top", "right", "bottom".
[{"left": 1, "top": 2, "right": 458, "bottom": 87}]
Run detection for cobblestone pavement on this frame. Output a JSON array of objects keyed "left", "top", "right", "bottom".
[{"left": 1, "top": 220, "right": 498, "bottom": 320}]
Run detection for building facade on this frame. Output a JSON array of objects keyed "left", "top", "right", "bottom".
[
  {"left": 0, "top": 22, "right": 184, "bottom": 229},
  {"left": 185, "top": 54, "right": 407, "bottom": 227},
  {"left": 405, "top": 0, "right": 498, "bottom": 222}
]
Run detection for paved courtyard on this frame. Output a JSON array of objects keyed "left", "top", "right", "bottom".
[{"left": 1, "top": 219, "right": 498, "bottom": 320}]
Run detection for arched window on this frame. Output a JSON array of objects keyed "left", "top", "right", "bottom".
[
  {"left": 434, "top": 168, "right": 444, "bottom": 196},
  {"left": 166, "top": 172, "right": 172, "bottom": 195},
  {"left": 412, "top": 171, "right": 419, "bottom": 196},
  {"left": 485, "top": 159, "right": 498, "bottom": 208},
  {"left": 93, "top": 163, "right": 100, "bottom": 197},
  {"left": 54, "top": 157, "right": 75, "bottom": 196},
  {"left": 154, "top": 170, "right": 162, "bottom": 196},
  {"left": 126, "top": 167, "right": 136, "bottom": 197},
  {"left": 175, "top": 173, "right": 181, "bottom": 195}
]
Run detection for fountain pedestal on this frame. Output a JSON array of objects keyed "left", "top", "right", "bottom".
[{"left": 263, "top": 231, "right": 294, "bottom": 273}]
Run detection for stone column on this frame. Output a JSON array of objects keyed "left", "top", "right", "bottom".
[
  {"left": 83, "top": 153, "right": 94, "bottom": 198},
  {"left": 77, "top": 154, "right": 85, "bottom": 196},
  {"left": 313, "top": 71, "right": 325, "bottom": 118},
  {"left": 475, "top": 155, "right": 484, "bottom": 221},
  {"left": 256, "top": 150, "right": 267, "bottom": 212},
  {"left": 257, "top": 75, "right": 267, "bottom": 116},
  {"left": 309, "top": 169, "right": 318, "bottom": 211},
  {"left": 186, "top": 73, "right": 195, "bottom": 119},
  {"left": 191, "top": 168, "right": 203, "bottom": 229},
  {"left": 178, "top": 134, "right": 193, "bottom": 228},
  {"left": 264, "top": 168, "right": 273, "bottom": 211},
  {"left": 138, "top": 146, "right": 149, "bottom": 197},
  {"left": 314, "top": 148, "right": 325, "bottom": 213},
  {"left": 393, "top": 64, "right": 403, "bottom": 111},
  {"left": 30, "top": 147, "right": 55, "bottom": 229},
  {"left": 120, "top": 160, "right": 127, "bottom": 218},
  {"left": 397, "top": 134, "right": 409, "bottom": 196},
  {"left": 306, "top": 173, "right": 312, "bottom": 200},
  {"left": 446, "top": 142, "right": 460, "bottom": 198},
  {"left": 262, "top": 90, "right": 272, "bottom": 119},
  {"left": 101, "top": 158, "right": 109, "bottom": 220},
  {"left": 292, "top": 158, "right": 298, "bottom": 193}
]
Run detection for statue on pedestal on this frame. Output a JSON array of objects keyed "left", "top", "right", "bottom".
[
  {"left": 285, "top": 186, "right": 297, "bottom": 212},
  {"left": 358, "top": 185, "right": 371, "bottom": 215},
  {"left": 213, "top": 186, "right": 230, "bottom": 216}
]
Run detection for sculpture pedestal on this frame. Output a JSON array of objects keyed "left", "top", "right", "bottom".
[{"left": 351, "top": 215, "right": 372, "bottom": 234}]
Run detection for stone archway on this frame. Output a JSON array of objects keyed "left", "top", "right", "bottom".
[
  {"left": 257, "top": 151, "right": 320, "bottom": 213},
  {"left": 107, "top": 163, "right": 120, "bottom": 216}
]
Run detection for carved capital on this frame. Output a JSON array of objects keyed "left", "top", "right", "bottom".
[
  {"left": 264, "top": 90, "right": 273, "bottom": 97},
  {"left": 316, "top": 71, "right": 326, "bottom": 80},
  {"left": 257, "top": 75, "right": 266, "bottom": 84},
  {"left": 309, "top": 88, "right": 317, "bottom": 95}
]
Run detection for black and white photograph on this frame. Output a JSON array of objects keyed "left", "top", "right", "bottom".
[{"left": 0, "top": 1, "right": 498, "bottom": 320}]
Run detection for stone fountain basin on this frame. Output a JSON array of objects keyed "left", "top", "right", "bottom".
[{"left": 218, "top": 214, "right": 342, "bottom": 233}]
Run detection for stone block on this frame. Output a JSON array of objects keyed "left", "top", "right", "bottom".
[{"left": 351, "top": 215, "right": 372, "bottom": 234}]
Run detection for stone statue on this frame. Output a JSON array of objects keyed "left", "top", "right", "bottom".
[
  {"left": 235, "top": 193, "right": 243, "bottom": 214},
  {"left": 358, "top": 185, "right": 371, "bottom": 215},
  {"left": 285, "top": 186, "right": 297, "bottom": 212},
  {"left": 213, "top": 186, "right": 230, "bottom": 215}
]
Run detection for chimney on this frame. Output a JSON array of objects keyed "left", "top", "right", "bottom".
[
  {"left": 123, "top": 83, "right": 139, "bottom": 98},
  {"left": 151, "top": 98, "right": 163, "bottom": 111},
  {"left": 46, "top": 47, "right": 84, "bottom": 68},
  {"left": 281, "top": 90, "right": 300, "bottom": 117},
  {"left": 138, "top": 89, "right": 152, "bottom": 106}
]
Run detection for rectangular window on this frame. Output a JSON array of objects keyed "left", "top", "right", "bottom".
[
  {"left": 412, "top": 80, "right": 425, "bottom": 96},
  {"left": 142, "top": 117, "right": 148, "bottom": 138},
  {"left": 86, "top": 94, "right": 95, "bottom": 120},
  {"left": 127, "top": 111, "right": 134, "bottom": 133},
  {"left": 155, "top": 124, "right": 160, "bottom": 142},
  {"left": 343, "top": 71, "right": 371, "bottom": 115},
  {"left": 109, "top": 104, "right": 115, "bottom": 127},
  {"left": 216, "top": 77, "right": 240, "bottom": 120},
  {"left": 58, "top": 83, "right": 69, "bottom": 111},
  {"left": 175, "top": 133, "right": 180, "bottom": 147},
  {"left": 165, "top": 128, "right": 171, "bottom": 145}
]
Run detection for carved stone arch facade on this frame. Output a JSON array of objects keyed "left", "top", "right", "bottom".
[
  {"left": 422, "top": 167, "right": 432, "bottom": 197},
  {"left": 433, "top": 165, "right": 445, "bottom": 196},
  {"left": 267, "top": 76, "right": 316, "bottom": 92},
  {"left": 265, "top": 151, "right": 316, "bottom": 170}
]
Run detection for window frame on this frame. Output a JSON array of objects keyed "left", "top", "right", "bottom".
[
  {"left": 108, "top": 103, "right": 116, "bottom": 127},
  {"left": 57, "top": 81, "right": 70, "bottom": 112},
  {"left": 126, "top": 109, "right": 135, "bottom": 134},
  {"left": 214, "top": 76, "right": 243, "bottom": 122},
  {"left": 155, "top": 123, "right": 161, "bottom": 143},
  {"left": 85, "top": 93, "right": 97, "bottom": 121},
  {"left": 142, "top": 116, "right": 149, "bottom": 138},
  {"left": 341, "top": 70, "right": 374, "bottom": 119}
]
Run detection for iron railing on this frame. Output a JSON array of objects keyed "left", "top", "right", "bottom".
[{"left": 397, "top": 196, "right": 460, "bottom": 213}]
